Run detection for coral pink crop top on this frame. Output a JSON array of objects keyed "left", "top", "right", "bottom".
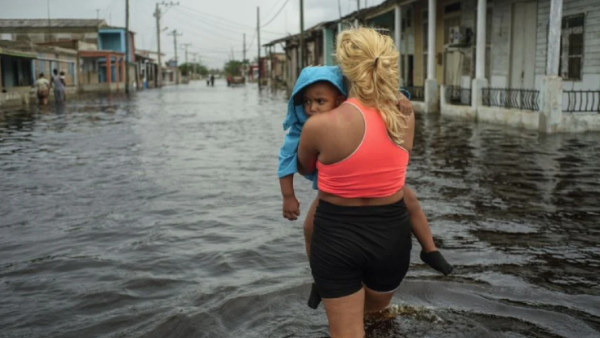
[{"left": 316, "top": 98, "right": 409, "bottom": 198}]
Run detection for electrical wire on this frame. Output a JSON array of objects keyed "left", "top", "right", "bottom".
[
  {"left": 261, "top": 0, "right": 290, "bottom": 28},
  {"left": 171, "top": 11, "right": 245, "bottom": 47},
  {"left": 173, "top": 8, "right": 249, "bottom": 41},
  {"left": 178, "top": 4, "right": 281, "bottom": 35},
  {"left": 263, "top": 0, "right": 286, "bottom": 19}
]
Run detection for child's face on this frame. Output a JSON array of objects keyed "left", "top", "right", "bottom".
[{"left": 303, "top": 83, "right": 344, "bottom": 117}]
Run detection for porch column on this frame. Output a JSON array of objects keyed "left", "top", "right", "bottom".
[
  {"left": 472, "top": 0, "right": 488, "bottom": 110},
  {"left": 540, "top": 0, "right": 563, "bottom": 133},
  {"left": 322, "top": 28, "right": 334, "bottom": 66},
  {"left": 121, "top": 58, "right": 125, "bottom": 83},
  {"left": 0, "top": 56, "right": 3, "bottom": 92},
  {"left": 74, "top": 59, "right": 79, "bottom": 89},
  {"left": 106, "top": 54, "right": 112, "bottom": 86},
  {"left": 115, "top": 57, "right": 120, "bottom": 92},
  {"left": 394, "top": 3, "right": 403, "bottom": 87},
  {"left": 424, "top": 0, "right": 438, "bottom": 113}
]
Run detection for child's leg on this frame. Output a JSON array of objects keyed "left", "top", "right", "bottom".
[
  {"left": 303, "top": 197, "right": 318, "bottom": 258},
  {"left": 404, "top": 186, "right": 454, "bottom": 275},
  {"left": 304, "top": 197, "right": 321, "bottom": 309},
  {"left": 404, "top": 187, "right": 437, "bottom": 253}
]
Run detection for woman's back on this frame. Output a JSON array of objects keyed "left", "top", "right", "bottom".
[{"left": 315, "top": 97, "right": 412, "bottom": 199}]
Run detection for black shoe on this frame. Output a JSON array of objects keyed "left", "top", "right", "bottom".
[
  {"left": 307, "top": 283, "right": 321, "bottom": 309},
  {"left": 420, "top": 250, "right": 454, "bottom": 275}
]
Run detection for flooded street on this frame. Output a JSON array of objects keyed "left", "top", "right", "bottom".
[{"left": 1, "top": 81, "right": 599, "bottom": 338}]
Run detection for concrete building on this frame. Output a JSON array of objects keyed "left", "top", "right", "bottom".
[
  {"left": 0, "top": 40, "right": 78, "bottom": 106},
  {"left": 266, "top": 0, "right": 600, "bottom": 133},
  {"left": 135, "top": 50, "right": 160, "bottom": 89},
  {"left": 0, "top": 19, "right": 107, "bottom": 44},
  {"left": 0, "top": 19, "right": 140, "bottom": 96},
  {"left": 269, "top": 52, "right": 287, "bottom": 86}
]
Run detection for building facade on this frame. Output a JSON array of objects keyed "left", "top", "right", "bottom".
[{"left": 267, "top": 0, "right": 600, "bottom": 133}]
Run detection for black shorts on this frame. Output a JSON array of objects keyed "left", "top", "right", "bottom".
[{"left": 310, "top": 199, "right": 412, "bottom": 299}]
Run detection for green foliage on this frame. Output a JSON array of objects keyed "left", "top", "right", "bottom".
[
  {"left": 178, "top": 63, "right": 208, "bottom": 76},
  {"left": 223, "top": 60, "right": 244, "bottom": 76}
]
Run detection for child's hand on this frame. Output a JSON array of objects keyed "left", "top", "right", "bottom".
[
  {"left": 396, "top": 92, "right": 413, "bottom": 116},
  {"left": 282, "top": 196, "right": 301, "bottom": 221}
]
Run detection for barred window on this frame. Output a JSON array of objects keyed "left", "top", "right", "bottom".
[{"left": 559, "top": 14, "right": 584, "bottom": 81}]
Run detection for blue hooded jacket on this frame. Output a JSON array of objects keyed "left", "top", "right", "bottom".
[{"left": 277, "top": 66, "right": 348, "bottom": 188}]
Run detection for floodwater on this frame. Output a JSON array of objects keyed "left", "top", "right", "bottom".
[{"left": 1, "top": 81, "right": 599, "bottom": 338}]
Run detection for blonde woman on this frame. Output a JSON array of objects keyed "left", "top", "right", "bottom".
[{"left": 297, "top": 27, "right": 415, "bottom": 338}]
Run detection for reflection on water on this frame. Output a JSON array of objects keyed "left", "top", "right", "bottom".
[{"left": 0, "top": 82, "right": 599, "bottom": 338}]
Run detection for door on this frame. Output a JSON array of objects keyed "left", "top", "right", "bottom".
[
  {"left": 510, "top": 2, "right": 537, "bottom": 89},
  {"left": 407, "top": 55, "right": 414, "bottom": 86},
  {"left": 444, "top": 14, "right": 461, "bottom": 86},
  {"left": 445, "top": 50, "right": 462, "bottom": 86}
]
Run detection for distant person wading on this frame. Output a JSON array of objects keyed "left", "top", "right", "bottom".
[{"left": 51, "top": 69, "right": 66, "bottom": 103}]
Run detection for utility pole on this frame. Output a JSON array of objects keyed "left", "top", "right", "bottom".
[
  {"left": 125, "top": 0, "right": 130, "bottom": 94},
  {"left": 190, "top": 53, "right": 198, "bottom": 78},
  {"left": 154, "top": 3, "right": 162, "bottom": 87},
  {"left": 243, "top": 33, "right": 246, "bottom": 62},
  {"left": 182, "top": 43, "right": 191, "bottom": 65},
  {"left": 300, "top": 0, "right": 304, "bottom": 69},
  {"left": 182, "top": 43, "right": 191, "bottom": 81},
  {"left": 243, "top": 33, "right": 247, "bottom": 78},
  {"left": 257, "top": 6, "right": 261, "bottom": 90},
  {"left": 154, "top": 2, "right": 180, "bottom": 87},
  {"left": 96, "top": 9, "right": 100, "bottom": 20},
  {"left": 169, "top": 30, "right": 183, "bottom": 84},
  {"left": 47, "top": 0, "right": 51, "bottom": 42},
  {"left": 357, "top": 0, "right": 360, "bottom": 10},
  {"left": 337, "top": 0, "right": 342, "bottom": 19}
]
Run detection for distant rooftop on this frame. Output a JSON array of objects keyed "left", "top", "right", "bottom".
[{"left": 0, "top": 19, "right": 107, "bottom": 29}]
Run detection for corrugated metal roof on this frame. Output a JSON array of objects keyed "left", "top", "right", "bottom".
[
  {"left": 0, "top": 19, "right": 107, "bottom": 29},
  {"left": 263, "top": 0, "right": 401, "bottom": 46}
]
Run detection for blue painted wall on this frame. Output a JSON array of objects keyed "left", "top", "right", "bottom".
[
  {"left": 98, "top": 29, "right": 134, "bottom": 62},
  {"left": 367, "top": 11, "right": 395, "bottom": 36},
  {"left": 99, "top": 32, "right": 123, "bottom": 52}
]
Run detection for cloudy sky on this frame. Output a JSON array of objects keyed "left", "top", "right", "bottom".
[{"left": 1, "top": 0, "right": 387, "bottom": 68}]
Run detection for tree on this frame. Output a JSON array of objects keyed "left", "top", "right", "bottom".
[
  {"left": 178, "top": 62, "right": 208, "bottom": 77},
  {"left": 223, "top": 60, "right": 244, "bottom": 77}
]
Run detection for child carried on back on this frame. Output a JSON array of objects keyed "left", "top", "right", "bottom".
[{"left": 278, "top": 66, "right": 452, "bottom": 309}]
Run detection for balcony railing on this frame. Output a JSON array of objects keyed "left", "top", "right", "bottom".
[
  {"left": 482, "top": 88, "right": 540, "bottom": 111},
  {"left": 444, "top": 85, "right": 472, "bottom": 106},
  {"left": 405, "top": 86, "right": 424, "bottom": 101},
  {"left": 564, "top": 90, "right": 600, "bottom": 113}
]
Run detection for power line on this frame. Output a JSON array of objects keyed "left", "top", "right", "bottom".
[
  {"left": 170, "top": 14, "right": 246, "bottom": 49},
  {"left": 264, "top": 0, "right": 286, "bottom": 18},
  {"left": 246, "top": 30, "right": 257, "bottom": 53},
  {"left": 173, "top": 8, "right": 248, "bottom": 41},
  {"left": 261, "top": 0, "right": 290, "bottom": 28},
  {"left": 177, "top": 4, "right": 281, "bottom": 35}
]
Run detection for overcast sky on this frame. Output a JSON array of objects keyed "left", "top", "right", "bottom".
[{"left": 1, "top": 0, "right": 388, "bottom": 68}]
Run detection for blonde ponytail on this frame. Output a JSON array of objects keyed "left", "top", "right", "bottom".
[{"left": 335, "top": 27, "right": 408, "bottom": 145}]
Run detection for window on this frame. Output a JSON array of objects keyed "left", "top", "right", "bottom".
[
  {"left": 444, "top": 3, "right": 461, "bottom": 14},
  {"left": 559, "top": 14, "right": 584, "bottom": 80}
]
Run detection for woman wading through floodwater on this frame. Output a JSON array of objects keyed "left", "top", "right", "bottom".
[{"left": 296, "top": 27, "right": 418, "bottom": 338}]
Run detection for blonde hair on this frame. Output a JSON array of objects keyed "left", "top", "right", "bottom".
[{"left": 335, "top": 27, "right": 408, "bottom": 145}]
